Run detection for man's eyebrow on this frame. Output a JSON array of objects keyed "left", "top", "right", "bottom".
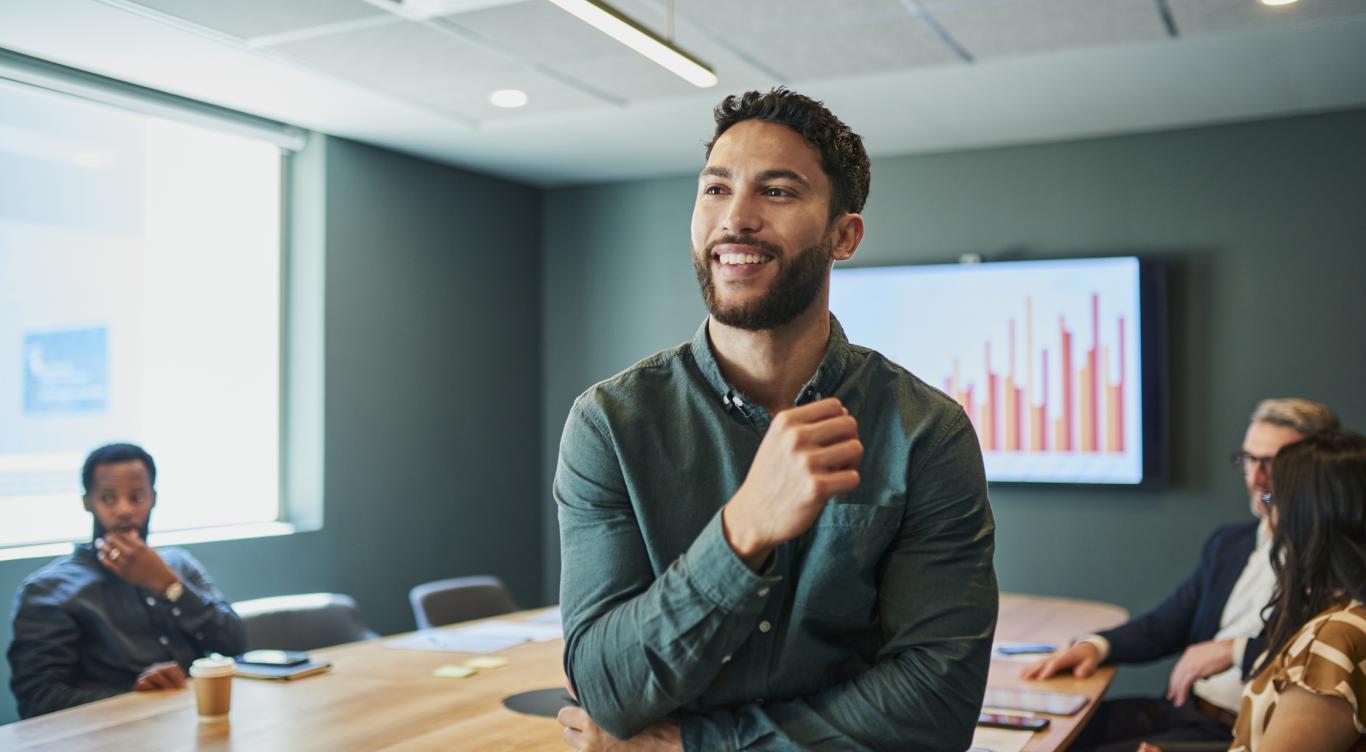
[
  {"left": 698, "top": 167, "right": 810, "bottom": 187},
  {"left": 756, "top": 169, "right": 809, "bottom": 187}
]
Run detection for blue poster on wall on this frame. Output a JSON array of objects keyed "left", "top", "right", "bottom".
[{"left": 23, "top": 327, "right": 108, "bottom": 414}]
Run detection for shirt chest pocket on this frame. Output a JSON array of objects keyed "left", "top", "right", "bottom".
[{"left": 791, "top": 503, "right": 902, "bottom": 623}]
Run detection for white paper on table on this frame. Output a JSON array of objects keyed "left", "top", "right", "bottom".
[
  {"left": 465, "top": 619, "right": 562, "bottom": 642},
  {"left": 384, "top": 629, "right": 527, "bottom": 654},
  {"left": 527, "top": 607, "right": 562, "bottom": 626},
  {"left": 385, "top": 620, "right": 563, "bottom": 655},
  {"left": 967, "top": 725, "right": 1033, "bottom": 752}
]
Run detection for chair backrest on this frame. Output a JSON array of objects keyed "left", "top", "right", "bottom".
[
  {"left": 409, "top": 575, "right": 519, "bottom": 630},
  {"left": 232, "top": 592, "right": 379, "bottom": 652}
]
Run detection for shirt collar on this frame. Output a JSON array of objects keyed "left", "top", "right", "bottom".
[
  {"left": 1256, "top": 517, "right": 1273, "bottom": 550},
  {"left": 689, "top": 313, "right": 851, "bottom": 414}
]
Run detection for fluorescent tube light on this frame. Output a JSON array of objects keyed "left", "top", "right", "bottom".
[{"left": 545, "top": 0, "right": 718, "bottom": 88}]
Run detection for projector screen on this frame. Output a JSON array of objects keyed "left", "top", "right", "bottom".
[{"left": 831, "top": 257, "right": 1164, "bottom": 485}]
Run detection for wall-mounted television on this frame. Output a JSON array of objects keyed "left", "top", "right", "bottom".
[{"left": 831, "top": 257, "right": 1165, "bottom": 485}]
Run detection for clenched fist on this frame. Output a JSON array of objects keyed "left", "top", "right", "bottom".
[{"left": 723, "top": 397, "right": 863, "bottom": 570}]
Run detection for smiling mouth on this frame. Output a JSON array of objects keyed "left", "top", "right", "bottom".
[{"left": 715, "top": 251, "right": 773, "bottom": 266}]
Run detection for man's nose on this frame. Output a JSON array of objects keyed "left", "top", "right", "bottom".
[{"left": 722, "top": 193, "right": 762, "bottom": 235}]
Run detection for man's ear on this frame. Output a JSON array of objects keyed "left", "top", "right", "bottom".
[
  {"left": 830, "top": 213, "right": 864, "bottom": 262},
  {"left": 82, "top": 494, "right": 93, "bottom": 514},
  {"left": 149, "top": 490, "right": 157, "bottom": 510}
]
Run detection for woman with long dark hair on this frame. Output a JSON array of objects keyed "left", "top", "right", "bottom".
[{"left": 1230, "top": 430, "right": 1366, "bottom": 751}]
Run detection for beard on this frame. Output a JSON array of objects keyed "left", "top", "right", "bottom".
[
  {"left": 92, "top": 517, "right": 152, "bottom": 544},
  {"left": 694, "top": 235, "right": 831, "bottom": 331}
]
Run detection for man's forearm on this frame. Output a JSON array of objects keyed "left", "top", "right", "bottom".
[
  {"left": 563, "top": 513, "right": 774, "bottom": 739},
  {"left": 16, "top": 680, "right": 123, "bottom": 720},
  {"left": 679, "top": 641, "right": 992, "bottom": 751}
]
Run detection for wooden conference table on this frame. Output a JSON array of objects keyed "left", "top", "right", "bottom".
[{"left": 0, "top": 594, "right": 1126, "bottom": 752}]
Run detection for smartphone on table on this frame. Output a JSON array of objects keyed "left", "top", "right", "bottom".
[
  {"left": 977, "top": 712, "right": 1050, "bottom": 731},
  {"left": 238, "top": 649, "right": 310, "bottom": 667}
]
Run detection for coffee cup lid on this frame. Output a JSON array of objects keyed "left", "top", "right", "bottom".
[{"left": 190, "top": 654, "right": 236, "bottom": 678}]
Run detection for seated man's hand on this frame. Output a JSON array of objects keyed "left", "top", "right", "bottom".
[
  {"left": 1166, "top": 639, "right": 1233, "bottom": 707},
  {"left": 97, "top": 531, "right": 179, "bottom": 593},
  {"left": 557, "top": 704, "right": 681, "bottom": 751},
  {"left": 134, "top": 661, "right": 188, "bottom": 691},
  {"left": 1020, "top": 641, "right": 1101, "bottom": 680}
]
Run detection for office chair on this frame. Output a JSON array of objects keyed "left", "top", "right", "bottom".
[
  {"left": 409, "top": 575, "right": 519, "bottom": 630},
  {"left": 232, "top": 592, "right": 379, "bottom": 652}
]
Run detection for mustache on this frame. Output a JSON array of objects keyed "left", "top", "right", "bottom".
[{"left": 707, "top": 235, "right": 783, "bottom": 258}]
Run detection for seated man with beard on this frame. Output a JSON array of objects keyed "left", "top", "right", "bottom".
[{"left": 8, "top": 443, "right": 246, "bottom": 718}]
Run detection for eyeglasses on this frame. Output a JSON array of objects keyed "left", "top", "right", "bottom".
[{"left": 1230, "top": 451, "right": 1276, "bottom": 472}]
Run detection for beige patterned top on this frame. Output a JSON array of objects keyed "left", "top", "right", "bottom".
[{"left": 1232, "top": 600, "right": 1366, "bottom": 751}]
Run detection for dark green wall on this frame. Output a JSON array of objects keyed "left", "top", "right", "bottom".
[
  {"left": 0, "top": 136, "right": 544, "bottom": 725},
  {"left": 540, "top": 108, "right": 1366, "bottom": 696}
]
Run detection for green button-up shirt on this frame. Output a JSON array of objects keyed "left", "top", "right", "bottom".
[{"left": 555, "top": 315, "right": 998, "bottom": 751}]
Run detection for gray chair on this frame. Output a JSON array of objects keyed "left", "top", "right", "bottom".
[
  {"left": 409, "top": 575, "right": 519, "bottom": 630},
  {"left": 233, "top": 592, "right": 379, "bottom": 652}
]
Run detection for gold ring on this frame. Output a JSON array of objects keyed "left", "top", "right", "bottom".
[{"left": 108, "top": 548, "right": 121, "bottom": 561}]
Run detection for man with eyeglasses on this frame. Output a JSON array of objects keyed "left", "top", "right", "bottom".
[{"left": 1022, "top": 398, "right": 1339, "bottom": 752}]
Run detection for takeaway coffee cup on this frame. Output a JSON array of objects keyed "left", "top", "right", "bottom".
[{"left": 189, "top": 655, "right": 235, "bottom": 722}]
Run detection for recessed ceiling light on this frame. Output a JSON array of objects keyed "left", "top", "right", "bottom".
[
  {"left": 1260, "top": 0, "right": 1299, "bottom": 6},
  {"left": 489, "top": 89, "right": 528, "bottom": 108}
]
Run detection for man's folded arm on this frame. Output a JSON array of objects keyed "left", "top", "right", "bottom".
[
  {"left": 556, "top": 399, "right": 774, "bottom": 739},
  {"left": 682, "top": 409, "right": 998, "bottom": 751},
  {"left": 168, "top": 551, "right": 247, "bottom": 656},
  {"left": 7, "top": 583, "right": 124, "bottom": 719}
]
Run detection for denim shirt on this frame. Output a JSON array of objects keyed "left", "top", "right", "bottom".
[
  {"left": 556, "top": 315, "right": 998, "bottom": 751},
  {"left": 8, "top": 544, "right": 247, "bottom": 719}
]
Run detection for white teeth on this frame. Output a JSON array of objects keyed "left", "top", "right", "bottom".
[{"left": 718, "top": 253, "right": 769, "bottom": 265}]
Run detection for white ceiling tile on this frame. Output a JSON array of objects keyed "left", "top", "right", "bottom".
[
  {"left": 268, "top": 19, "right": 542, "bottom": 120},
  {"left": 669, "top": 0, "right": 911, "bottom": 33},
  {"left": 127, "top": 0, "right": 385, "bottom": 40},
  {"left": 440, "top": 0, "right": 628, "bottom": 63},
  {"left": 719, "top": 16, "right": 963, "bottom": 82},
  {"left": 1166, "top": 0, "right": 1366, "bottom": 35},
  {"left": 923, "top": 0, "right": 1170, "bottom": 60},
  {"left": 555, "top": 51, "right": 699, "bottom": 100}
]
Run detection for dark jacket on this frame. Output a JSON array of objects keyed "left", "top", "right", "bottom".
[{"left": 1100, "top": 520, "right": 1266, "bottom": 678}]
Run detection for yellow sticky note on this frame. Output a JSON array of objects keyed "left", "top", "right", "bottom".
[
  {"left": 463, "top": 656, "right": 509, "bottom": 670},
  {"left": 433, "top": 664, "right": 477, "bottom": 679}
]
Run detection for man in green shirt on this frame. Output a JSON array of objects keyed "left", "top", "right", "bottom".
[{"left": 555, "top": 88, "right": 998, "bottom": 751}]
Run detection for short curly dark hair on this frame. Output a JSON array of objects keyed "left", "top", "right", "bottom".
[
  {"left": 82, "top": 443, "right": 156, "bottom": 494},
  {"left": 705, "top": 87, "right": 871, "bottom": 219}
]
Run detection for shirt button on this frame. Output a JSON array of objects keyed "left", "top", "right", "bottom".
[
  {"left": 171, "top": 607, "right": 182, "bottom": 617},
  {"left": 145, "top": 596, "right": 157, "bottom": 607},
  {"left": 158, "top": 636, "right": 169, "bottom": 646},
  {"left": 758, "top": 620, "right": 772, "bottom": 633},
  {"left": 757, "top": 587, "right": 770, "bottom": 597},
  {"left": 721, "top": 654, "right": 732, "bottom": 664}
]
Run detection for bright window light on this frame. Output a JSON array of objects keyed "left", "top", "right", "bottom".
[{"left": 0, "top": 78, "right": 283, "bottom": 549}]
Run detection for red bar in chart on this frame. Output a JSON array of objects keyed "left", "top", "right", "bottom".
[{"left": 946, "top": 293, "right": 1126, "bottom": 455}]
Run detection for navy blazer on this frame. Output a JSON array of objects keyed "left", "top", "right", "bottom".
[{"left": 1099, "top": 520, "right": 1268, "bottom": 679}]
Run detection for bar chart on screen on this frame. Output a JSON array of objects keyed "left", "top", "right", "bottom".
[{"left": 832, "top": 257, "right": 1146, "bottom": 484}]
